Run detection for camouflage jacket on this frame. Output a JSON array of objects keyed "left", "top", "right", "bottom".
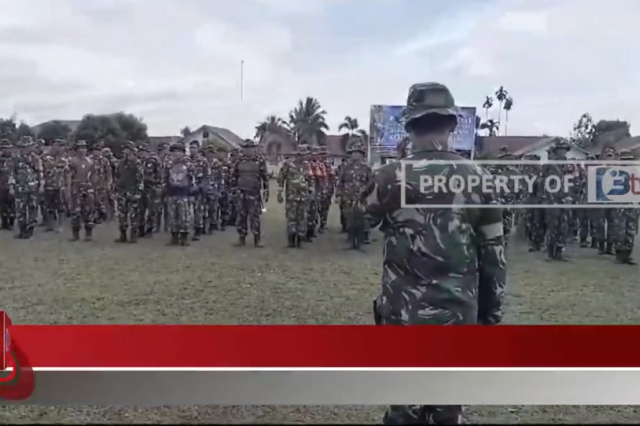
[
  {"left": 164, "top": 156, "right": 196, "bottom": 196},
  {"left": 277, "top": 159, "right": 313, "bottom": 201},
  {"left": 142, "top": 155, "right": 163, "bottom": 188},
  {"left": 115, "top": 157, "right": 144, "bottom": 194},
  {"left": 8, "top": 154, "right": 43, "bottom": 193},
  {"left": 190, "top": 154, "right": 211, "bottom": 191},
  {"left": 337, "top": 161, "right": 372, "bottom": 202},
  {"left": 0, "top": 154, "right": 11, "bottom": 189},
  {"left": 90, "top": 155, "right": 113, "bottom": 189},
  {"left": 231, "top": 155, "right": 269, "bottom": 195},
  {"left": 41, "top": 154, "right": 69, "bottom": 190},
  {"left": 357, "top": 149, "right": 506, "bottom": 326},
  {"left": 206, "top": 157, "right": 225, "bottom": 197}
]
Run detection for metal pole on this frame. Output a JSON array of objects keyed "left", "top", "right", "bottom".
[{"left": 240, "top": 60, "right": 244, "bottom": 101}]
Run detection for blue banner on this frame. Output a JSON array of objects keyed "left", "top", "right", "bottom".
[{"left": 369, "top": 105, "right": 477, "bottom": 152}]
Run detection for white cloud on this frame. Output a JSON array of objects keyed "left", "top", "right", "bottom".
[{"left": 0, "top": 0, "right": 639, "bottom": 139}]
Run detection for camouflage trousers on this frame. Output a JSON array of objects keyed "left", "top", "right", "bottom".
[
  {"left": 70, "top": 185, "right": 95, "bottom": 229},
  {"left": 14, "top": 190, "right": 39, "bottom": 228},
  {"left": 167, "top": 195, "right": 192, "bottom": 233},
  {"left": 218, "top": 191, "right": 230, "bottom": 225},
  {"left": 502, "top": 209, "right": 513, "bottom": 246},
  {"left": 612, "top": 208, "right": 638, "bottom": 252},
  {"left": 0, "top": 188, "right": 14, "bottom": 223},
  {"left": 42, "top": 188, "right": 64, "bottom": 228},
  {"left": 117, "top": 193, "right": 140, "bottom": 230},
  {"left": 139, "top": 187, "right": 161, "bottom": 231},
  {"left": 228, "top": 189, "right": 238, "bottom": 223},
  {"left": 236, "top": 191, "right": 261, "bottom": 237},
  {"left": 307, "top": 197, "right": 319, "bottom": 234},
  {"left": 526, "top": 208, "right": 545, "bottom": 248},
  {"left": 205, "top": 194, "right": 220, "bottom": 228},
  {"left": 545, "top": 207, "right": 569, "bottom": 249},
  {"left": 341, "top": 199, "right": 369, "bottom": 234},
  {"left": 94, "top": 187, "right": 109, "bottom": 221},
  {"left": 593, "top": 208, "right": 617, "bottom": 244},
  {"left": 577, "top": 208, "right": 597, "bottom": 242},
  {"left": 191, "top": 193, "right": 205, "bottom": 230},
  {"left": 285, "top": 199, "right": 308, "bottom": 237},
  {"left": 318, "top": 193, "right": 331, "bottom": 229}
]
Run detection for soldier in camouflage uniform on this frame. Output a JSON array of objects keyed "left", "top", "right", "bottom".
[
  {"left": 102, "top": 147, "right": 118, "bottom": 221},
  {"left": 138, "top": 143, "right": 163, "bottom": 237},
  {"left": 576, "top": 155, "right": 597, "bottom": 248},
  {"left": 188, "top": 140, "right": 211, "bottom": 241},
  {"left": 114, "top": 141, "right": 144, "bottom": 244},
  {"left": 164, "top": 142, "right": 196, "bottom": 246},
  {"left": 356, "top": 82, "right": 505, "bottom": 425},
  {"left": 277, "top": 144, "right": 314, "bottom": 248},
  {"left": 232, "top": 139, "right": 269, "bottom": 247},
  {"left": 157, "top": 142, "right": 171, "bottom": 232},
  {"left": 334, "top": 156, "right": 349, "bottom": 233},
  {"left": 611, "top": 149, "right": 638, "bottom": 264},
  {"left": 305, "top": 146, "right": 324, "bottom": 240},
  {"left": 90, "top": 142, "right": 112, "bottom": 224},
  {"left": 216, "top": 146, "right": 232, "bottom": 230},
  {"left": 317, "top": 146, "right": 334, "bottom": 232},
  {"left": 8, "top": 136, "right": 43, "bottom": 239},
  {"left": 0, "top": 139, "right": 15, "bottom": 230},
  {"left": 41, "top": 139, "right": 69, "bottom": 232},
  {"left": 227, "top": 148, "right": 241, "bottom": 226},
  {"left": 67, "top": 140, "right": 96, "bottom": 241},
  {"left": 541, "top": 139, "right": 574, "bottom": 261},
  {"left": 204, "top": 145, "right": 225, "bottom": 234},
  {"left": 594, "top": 146, "right": 618, "bottom": 255},
  {"left": 337, "top": 137, "right": 372, "bottom": 244},
  {"left": 492, "top": 147, "right": 519, "bottom": 247}
]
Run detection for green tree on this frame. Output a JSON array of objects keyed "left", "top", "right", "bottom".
[
  {"left": 482, "top": 96, "right": 493, "bottom": 121},
  {"left": 36, "top": 120, "right": 72, "bottom": 143},
  {"left": 503, "top": 97, "right": 514, "bottom": 136},
  {"left": 570, "top": 113, "right": 596, "bottom": 149},
  {"left": 73, "top": 113, "right": 147, "bottom": 157},
  {"left": 254, "top": 115, "right": 289, "bottom": 141},
  {"left": 494, "top": 86, "right": 508, "bottom": 134},
  {"left": 288, "top": 97, "right": 329, "bottom": 146},
  {"left": 16, "top": 121, "right": 33, "bottom": 139},
  {"left": 0, "top": 117, "right": 18, "bottom": 140},
  {"left": 180, "top": 126, "right": 192, "bottom": 137},
  {"left": 480, "top": 119, "right": 500, "bottom": 137}
]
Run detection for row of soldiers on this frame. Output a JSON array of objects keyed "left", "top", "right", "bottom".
[{"left": 493, "top": 140, "right": 638, "bottom": 265}]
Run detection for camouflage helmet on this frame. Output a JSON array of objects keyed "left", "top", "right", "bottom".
[
  {"left": 94, "top": 141, "right": 105, "bottom": 150},
  {"left": 619, "top": 149, "right": 635, "bottom": 160},
  {"left": 74, "top": 140, "right": 88, "bottom": 149},
  {"left": 0, "top": 139, "right": 12, "bottom": 148},
  {"left": 346, "top": 138, "right": 366, "bottom": 154},
  {"left": 122, "top": 140, "right": 136, "bottom": 151},
  {"left": 295, "top": 144, "right": 310, "bottom": 155},
  {"left": 400, "top": 82, "right": 461, "bottom": 124},
  {"left": 137, "top": 143, "right": 149, "bottom": 152},
  {"left": 36, "top": 138, "right": 45, "bottom": 146},
  {"left": 102, "top": 147, "right": 112, "bottom": 155},
  {"left": 551, "top": 139, "right": 571, "bottom": 152},
  {"left": 215, "top": 145, "right": 228, "bottom": 153},
  {"left": 157, "top": 142, "right": 169, "bottom": 152},
  {"left": 241, "top": 139, "right": 257, "bottom": 148},
  {"left": 18, "top": 135, "right": 34, "bottom": 148},
  {"left": 170, "top": 142, "right": 185, "bottom": 152}
]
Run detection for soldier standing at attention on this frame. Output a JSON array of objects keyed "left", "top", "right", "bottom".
[
  {"left": 0, "top": 139, "right": 15, "bottom": 230},
  {"left": 41, "top": 139, "right": 68, "bottom": 232},
  {"left": 611, "top": 149, "right": 638, "bottom": 265},
  {"left": 164, "top": 142, "right": 195, "bottom": 246},
  {"left": 334, "top": 156, "right": 349, "bottom": 233},
  {"left": 356, "top": 83, "right": 506, "bottom": 425},
  {"left": 216, "top": 146, "right": 231, "bottom": 231},
  {"left": 305, "top": 146, "right": 324, "bottom": 240},
  {"left": 89, "top": 142, "right": 112, "bottom": 224},
  {"left": 138, "top": 144, "right": 163, "bottom": 237},
  {"left": 232, "top": 139, "right": 269, "bottom": 247},
  {"left": 114, "top": 141, "right": 144, "bottom": 244},
  {"left": 277, "top": 144, "right": 314, "bottom": 248},
  {"left": 317, "top": 146, "right": 334, "bottom": 233},
  {"left": 337, "top": 137, "right": 372, "bottom": 244},
  {"left": 8, "top": 136, "right": 43, "bottom": 239},
  {"left": 227, "top": 148, "right": 241, "bottom": 226},
  {"left": 188, "top": 141, "right": 211, "bottom": 241},
  {"left": 66, "top": 140, "right": 95, "bottom": 241},
  {"left": 157, "top": 142, "right": 171, "bottom": 232},
  {"left": 204, "top": 145, "right": 225, "bottom": 234}
]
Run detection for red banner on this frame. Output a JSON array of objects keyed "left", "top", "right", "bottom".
[
  {"left": 7, "top": 325, "right": 640, "bottom": 368},
  {"left": 0, "top": 313, "right": 35, "bottom": 400}
]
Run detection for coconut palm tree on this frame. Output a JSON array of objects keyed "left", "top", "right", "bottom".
[
  {"left": 494, "top": 86, "right": 508, "bottom": 132},
  {"left": 503, "top": 97, "right": 513, "bottom": 136},
  {"left": 254, "top": 115, "right": 288, "bottom": 141},
  {"left": 288, "top": 97, "right": 329, "bottom": 146},
  {"left": 482, "top": 96, "right": 494, "bottom": 121},
  {"left": 338, "top": 116, "right": 360, "bottom": 150},
  {"left": 180, "top": 126, "right": 192, "bottom": 137},
  {"left": 480, "top": 119, "right": 500, "bottom": 137}
]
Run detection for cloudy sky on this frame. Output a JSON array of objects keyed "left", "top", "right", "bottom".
[{"left": 1, "top": 0, "right": 638, "bottom": 138}]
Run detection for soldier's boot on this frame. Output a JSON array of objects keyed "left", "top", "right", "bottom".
[
  {"left": 145, "top": 226, "right": 154, "bottom": 237},
  {"left": 363, "top": 232, "right": 371, "bottom": 245},
  {"left": 128, "top": 228, "right": 138, "bottom": 244},
  {"left": 590, "top": 239, "right": 599, "bottom": 249},
  {"left": 295, "top": 235, "right": 302, "bottom": 248},
  {"left": 555, "top": 246, "right": 569, "bottom": 262},
  {"left": 615, "top": 250, "right": 637, "bottom": 265},
  {"left": 598, "top": 242, "right": 606, "bottom": 255},
  {"left": 579, "top": 237, "right": 588, "bottom": 248},
  {"left": 84, "top": 226, "right": 93, "bottom": 242},
  {"left": 44, "top": 216, "right": 55, "bottom": 232},
  {"left": 137, "top": 225, "right": 146, "bottom": 238},
  {"left": 605, "top": 242, "right": 615, "bottom": 255},
  {"left": 25, "top": 226, "right": 35, "bottom": 239},
  {"left": 69, "top": 227, "right": 81, "bottom": 242},
  {"left": 115, "top": 228, "right": 128, "bottom": 243},
  {"left": 545, "top": 244, "right": 555, "bottom": 261},
  {"left": 179, "top": 232, "right": 190, "bottom": 246},
  {"left": 287, "top": 234, "right": 295, "bottom": 248},
  {"left": 305, "top": 227, "right": 314, "bottom": 242},
  {"left": 14, "top": 224, "right": 26, "bottom": 239},
  {"left": 220, "top": 222, "right": 226, "bottom": 231},
  {"left": 253, "top": 234, "right": 263, "bottom": 248},
  {"left": 1, "top": 217, "right": 8, "bottom": 230},
  {"left": 209, "top": 223, "right": 218, "bottom": 233},
  {"left": 192, "top": 227, "right": 202, "bottom": 241},
  {"left": 166, "top": 232, "right": 179, "bottom": 246},
  {"left": 235, "top": 235, "right": 246, "bottom": 247}
]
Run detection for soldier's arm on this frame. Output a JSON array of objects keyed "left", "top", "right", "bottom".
[
  {"left": 276, "top": 162, "right": 287, "bottom": 190},
  {"left": 136, "top": 160, "right": 144, "bottom": 190},
  {"left": 105, "top": 159, "right": 113, "bottom": 187},
  {"left": 356, "top": 167, "right": 394, "bottom": 229},
  {"left": 474, "top": 201, "right": 506, "bottom": 326},
  {"left": 230, "top": 160, "right": 238, "bottom": 188},
  {"left": 259, "top": 158, "right": 269, "bottom": 193},
  {"left": 7, "top": 158, "right": 15, "bottom": 190}
]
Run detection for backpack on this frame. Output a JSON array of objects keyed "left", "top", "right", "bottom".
[{"left": 169, "top": 163, "right": 190, "bottom": 189}]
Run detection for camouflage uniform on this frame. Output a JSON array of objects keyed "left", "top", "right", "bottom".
[
  {"left": 90, "top": 142, "right": 113, "bottom": 224},
  {"left": 593, "top": 147, "right": 618, "bottom": 255},
  {"left": 164, "top": 142, "right": 196, "bottom": 246},
  {"left": 218, "top": 148, "right": 232, "bottom": 228},
  {"left": 8, "top": 136, "right": 43, "bottom": 239},
  {"left": 318, "top": 146, "right": 334, "bottom": 231},
  {"left": 334, "top": 158, "right": 349, "bottom": 232},
  {"left": 305, "top": 146, "right": 324, "bottom": 239},
  {"left": 357, "top": 83, "right": 506, "bottom": 425},
  {"left": 102, "top": 147, "right": 118, "bottom": 221},
  {"left": 138, "top": 144, "right": 163, "bottom": 236},
  {"left": 232, "top": 140, "right": 269, "bottom": 247},
  {"left": 188, "top": 141, "right": 211, "bottom": 241},
  {"left": 67, "top": 140, "right": 96, "bottom": 241},
  {"left": 611, "top": 149, "right": 638, "bottom": 264},
  {"left": 204, "top": 145, "right": 226, "bottom": 233},
  {"left": 277, "top": 144, "right": 314, "bottom": 247},
  {"left": 41, "top": 140, "right": 69, "bottom": 231},
  {"left": 157, "top": 143, "right": 172, "bottom": 232},
  {"left": 114, "top": 141, "right": 144, "bottom": 243},
  {"left": 492, "top": 148, "right": 518, "bottom": 247},
  {"left": 522, "top": 155, "right": 545, "bottom": 251},
  {"left": 576, "top": 156, "right": 597, "bottom": 248},
  {"left": 227, "top": 149, "right": 241, "bottom": 226},
  {"left": 0, "top": 139, "right": 15, "bottom": 230},
  {"left": 337, "top": 138, "right": 372, "bottom": 243}
]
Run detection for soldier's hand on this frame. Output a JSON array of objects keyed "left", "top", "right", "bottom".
[
  {"left": 9, "top": 187, "right": 15, "bottom": 197},
  {"left": 277, "top": 191, "right": 283, "bottom": 204}
]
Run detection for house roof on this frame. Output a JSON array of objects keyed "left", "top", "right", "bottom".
[
  {"left": 190, "top": 125, "right": 243, "bottom": 150},
  {"left": 148, "top": 136, "right": 181, "bottom": 151},
  {"left": 477, "top": 136, "right": 543, "bottom": 157}
]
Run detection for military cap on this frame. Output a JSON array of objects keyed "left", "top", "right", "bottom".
[
  {"left": 36, "top": 138, "right": 45, "bottom": 145},
  {"left": 137, "top": 143, "right": 149, "bottom": 152},
  {"left": 18, "top": 135, "right": 34, "bottom": 147},
  {"left": 51, "top": 138, "right": 63, "bottom": 145},
  {"left": 296, "top": 144, "right": 310, "bottom": 155},
  {"left": 551, "top": 139, "right": 571, "bottom": 152},
  {"left": 90, "top": 143, "right": 102, "bottom": 151},
  {"left": 170, "top": 142, "right": 185, "bottom": 152},
  {"left": 74, "top": 140, "right": 88, "bottom": 149},
  {"left": 102, "top": 147, "right": 112, "bottom": 155},
  {"left": 94, "top": 141, "right": 105, "bottom": 150},
  {"left": 241, "top": 139, "right": 257, "bottom": 148},
  {"left": 122, "top": 140, "right": 136, "bottom": 151},
  {"left": 0, "top": 139, "right": 12, "bottom": 148},
  {"left": 157, "top": 142, "right": 169, "bottom": 151},
  {"left": 189, "top": 140, "right": 200, "bottom": 147},
  {"left": 619, "top": 149, "right": 635, "bottom": 160},
  {"left": 400, "top": 82, "right": 461, "bottom": 124},
  {"left": 346, "top": 139, "right": 366, "bottom": 154},
  {"left": 216, "top": 145, "right": 228, "bottom": 153}
]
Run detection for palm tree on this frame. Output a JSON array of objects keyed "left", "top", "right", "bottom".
[
  {"left": 480, "top": 119, "right": 500, "bottom": 137},
  {"left": 482, "top": 96, "right": 493, "bottom": 121},
  {"left": 494, "top": 86, "right": 508, "bottom": 133},
  {"left": 503, "top": 97, "right": 513, "bottom": 136},
  {"left": 254, "top": 115, "right": 288, "bottom": 141},
  {"left": 338, "top": 116, "right": 360, "bottom": 151},
  {"left": 180, "top": 126, "right": 191, "bottom": 137},
  {"left": 288, "top": 97, "right": 329, "bottom": 146}
]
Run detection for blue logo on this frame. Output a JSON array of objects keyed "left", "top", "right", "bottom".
[{"left": 593, "top": 167, "right": 639, "bottom": 202}]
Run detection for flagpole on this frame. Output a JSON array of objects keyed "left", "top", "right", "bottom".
[{"left": 240, "top": 60, "right": 244, "bottom": 101}]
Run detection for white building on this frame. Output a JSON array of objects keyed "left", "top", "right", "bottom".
[
  {"left": 181, "top": 125, "right": 244, "bottom": 151},
  {"left": 513, "top": 137, "right": 590, "bottom": 161}
]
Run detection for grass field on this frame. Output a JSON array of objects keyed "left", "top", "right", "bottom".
[{"left": 2, "top": 183, "right": 639, "bottom": 424}]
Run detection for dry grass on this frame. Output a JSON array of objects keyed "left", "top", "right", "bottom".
[{"left": 1, "top": 183, "right": 639, "bottom": 423}]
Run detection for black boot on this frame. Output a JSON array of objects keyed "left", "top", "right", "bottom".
[
  {"left": 590, "top": 239, "right": 598, "bottom": 249},
  {"left": 180, "top": 232, "right": 190, "bottom": 246},
  {"left": 70, "top": 227, "right": 81, "bottom": 242},
  {"left": 254, "top": 234, "right": 263, "bottom": 248},
  {"left": 605, "top": 243, "right": 615, "bottom": 255},
  {"left": 129, "top": 228, "right": 138, "bottom": 244},
  {"left": 192, "top": 227, "right": 201, "bottom": 241},
  {"left": 166, "top": 232, "right": 179, "bottom": 246},
  {"left": 295, "top": 235, "right": 302, "bottom": 248},
  {"left": 145, "top": 227, "right": 154, "bottom": 237},
  {"left": 138, "top": 225, "right": 146, "bottom": 238},
  {"left": 555, "top": 246, "right": 569, "bottom": 262},
  {"left": 0, "top": 217, "right": 8, "bottom": 230},
  {"left": 84, "top": 226, "right": 93, "bottom": 242},
  {"left": 14, "top": 225, "right": 26, "bottom": 239},
  {"left": 115, "top": 228, "right": 127, "bottom": 243},
  {"left": 25, "top": 226, "right": 35, "bottom": 239},
  {"left": 305, "top": 228, "right": 314, "bottom": 242},
  {"left": 616, "top": 250, "right": 637, "bottom": 265},
  {"left": 235, "top": 235, "right": 246, "bottom": 246},
  {"left": 579, "top": 238, "right": 588, "bottom": 248},
  {"left": 287, "top": 234, "right": 295, "bottom": 248},
  {"left": 598, "top": 242, "right": 606, "bottom": 255}
]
